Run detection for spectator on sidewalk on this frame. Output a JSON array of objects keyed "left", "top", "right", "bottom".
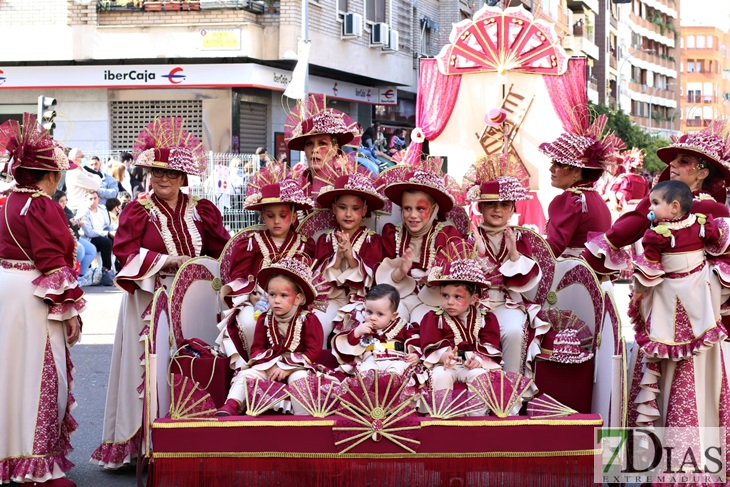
[
  {"left": 65, "top": 148, "right": 101, "bottom": 214},
  {"left": 54, "top": 190, "right": 97, "bottom": 285},
  {"left": 86, "top": 155, "right": 119, "bottom": 205},
  {"left": 80, "top": 190, "right": 116, "bottom": 284}
]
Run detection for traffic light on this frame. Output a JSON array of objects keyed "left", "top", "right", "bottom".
[{"left": 37, "top": 96, "right": 57, "bottom": 137}]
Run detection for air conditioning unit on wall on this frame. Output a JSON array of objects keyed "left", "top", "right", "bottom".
[
  {"left": 371, "top": 22, "right": 389, "bottom": 46},
  {"left": 383, "top": 30, "right": 399, "bottom": 52},
  {"left": 343, "top": 12, "right": 363, "bottom": 37}
]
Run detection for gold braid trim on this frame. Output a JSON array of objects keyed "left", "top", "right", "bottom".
[
  {"left": 153, "top": 420, "right": 335, "bottom": 428},
  {"left": 150, "top": 449, "right": 601, "bottom": 459},
  {"left": 421, "top": 418, "right": 603, "bottom": 427}
]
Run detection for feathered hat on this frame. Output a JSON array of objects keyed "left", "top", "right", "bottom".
[
  {"left": 257, "top": 254, "right": 330, "bottom": 310},
  {"left": 655, "top": 120, "right": 730, "bottom": 184},
  {"left": 538, "top": 115, "right": 626, "bottom": 182},
  {"left": 0, "top": 113, "right": 75, "bottom": 176},
  {"left": 427, "top": 240, "right": 493, "bottom": 289},
  {"left": 380, "top": 157, "right": 455, "bottom": 220},
  {"left": 620, "top": 147, "right": 644, "bottom": 171},
  {"left": 314, "top": 152, "right": 385, "bottom": 215},
  {"left": 244, "top": 161, "right": 314, "bottom": 212},
  {"left": 463, "top": 153, "right": 532, "bottom": 203},
  {"left": 284, "top": 94, "right": 361, "bottom": 151},
  {"left": 132, "top": 117, "right": 207, "bottom": 177}
]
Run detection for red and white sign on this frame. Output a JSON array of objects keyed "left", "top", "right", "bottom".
[{"left": 0, "top": 63, "right": 399, "bottom": 105}]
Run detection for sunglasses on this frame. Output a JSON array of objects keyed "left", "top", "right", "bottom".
[{"left": 150, "top": 168, "right": 183, "bottom": 180}]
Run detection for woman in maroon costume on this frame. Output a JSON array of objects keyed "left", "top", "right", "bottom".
[
  {"left": 91, "top": 118, "right": 230, "bottom": 468},
  {"left": 584, "top": 122, "right": 730, "bottom": 277},
  {"left": 538, "top": 115, "right": 625, "bottom": 259},
  {"left": 0, "top": 114, "right": 84, "bottom": 487}
]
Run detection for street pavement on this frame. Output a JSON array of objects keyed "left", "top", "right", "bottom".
[{"left": 9, "top": 282, "right": 634, "bottom": 487}]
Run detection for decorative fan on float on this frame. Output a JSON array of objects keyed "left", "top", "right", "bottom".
[{"left": 435, "top": 4, "right": 568, "bottom": 78}]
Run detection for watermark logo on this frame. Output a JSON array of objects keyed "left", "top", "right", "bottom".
[{"left": 595, "top": 427, "right": 726, "bottom": 484}]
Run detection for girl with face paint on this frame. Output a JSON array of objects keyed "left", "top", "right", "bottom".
[{"left": 376, "top": 167, "right": 464, "bottom": 325}]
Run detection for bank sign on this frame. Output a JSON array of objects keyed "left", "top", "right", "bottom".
[{"left": 0, "top": 64, "right": 398, "bottom": 105}]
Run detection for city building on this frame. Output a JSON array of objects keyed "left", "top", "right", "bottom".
[
  {"left": 0, "top": 0, "right": 444, "bottom": 159},
  {"left": 678, "top": 16, "right": 730, "bottom": 131},
  {"left": 614, "top": 0, "right": 680, "bottom": 139}
]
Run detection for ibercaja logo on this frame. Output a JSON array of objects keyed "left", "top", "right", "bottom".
[{"left": 595, "top": 427, "right": 727, "bottom": 484}]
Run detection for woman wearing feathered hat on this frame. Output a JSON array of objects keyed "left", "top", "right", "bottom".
[
  {"left": 584, "top": 120, "right": 730, "bottom": 277},
  {"left": 375, "top": 159, "right": 463, "bottom": 325},
  {"left": 0, "top": 114, "right": 84, "bottom": 487},
  {"left": 538, "top": 115, "right": 624, "bottom": 259},
  {"left": 284, "top": 94, "right": 361, "bottom": 198},
  {"left": 92, "top": 117, "right": 230, "bottom": 469}
]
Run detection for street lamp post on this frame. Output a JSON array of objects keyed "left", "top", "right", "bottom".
[{"left": 616, "top": 48, "right": 654, "bottom": 111}]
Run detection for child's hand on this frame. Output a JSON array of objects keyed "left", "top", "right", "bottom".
[
  {"left": 504, "top": 227, "right": 519, "bottom": 261},
  {"left": 335, "top": 231, "right": 353, "bottom": 257},
  {"left": 441, "top": 346, "right": 459, "bottom": 368},
  {"left": 250, "top": 291, "right": 261, "bottom": 306},
  {"left": 266, "top": 365, "right": 292, "bottom": 382},
  {"left": 471, "top": 221, "right": 487, "bottom": 257},
  {"left": 354, "top": 322, "right": 373, "bottom": 339},
  {"left": 464, "top": 355, "right": 481, "bottom": 370},
  {"left": 396, "top": 247, "right": 414, "bottom": 279},
  {"left": 405, "top": 353, "right": 420, "bottom": 366}
]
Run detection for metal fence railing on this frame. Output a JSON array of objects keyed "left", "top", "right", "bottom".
[
  {"left": 89, "top": 150, "right": 262, "bottom": 234},
  {"left": 189, "top": 152, "right": 261, "bottom": 234}
]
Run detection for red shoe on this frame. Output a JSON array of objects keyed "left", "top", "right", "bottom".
[{"left": 216, "top": 399, "right": 240, "bottom": 417}]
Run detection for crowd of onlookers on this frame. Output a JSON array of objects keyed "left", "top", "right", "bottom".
[{"left": 0, "top": 123, "right": 411, "bottom": 284}]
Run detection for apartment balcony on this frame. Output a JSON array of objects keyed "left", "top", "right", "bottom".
[
  {"left": 567, "top": 0, "right": 599, "bottom": 14},
  {"left": 609, "top": 15, "right": 618, "bottom": 30},
  {"left": 686, "top": 118, "right": 712, "bottom": 128},
  {"left": 641, "top": 0, "right": 679, "bottom": 19},
  {"left": 628, "top": 12, "right": 675, "bottom": 47},
  {"left": 686, "top": 94, "right": 718, "bottom": 104},
  {"left": 609, "top": 55, "right": 617, "bottom": 70},
  {"left": 572, "top": 25, "right": 599, "bottom": 60}
]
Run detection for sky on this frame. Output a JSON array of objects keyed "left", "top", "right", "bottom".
[{"left": 680, "top": 0, "right": 730, "bottom": 29}]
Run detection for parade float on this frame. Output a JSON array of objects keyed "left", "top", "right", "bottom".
[{"left": 138, "top": 5, "right": 627, "bottom": 486}]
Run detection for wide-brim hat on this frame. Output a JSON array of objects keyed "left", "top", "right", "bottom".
[
  {"left": 257, "top": 256, "right": 318, "bottom": 305},
  {"left": 427, "top": 257, "right": 491, "bottom": 289},
  {"left": 286, "top": 110, "right": 360, "bottom": 151},
  {"left": 466, "top": 176, "right": 532, "bottom": 203},
  {"left": 245, "top": 179, "right": 314, "bottom": 212},
  {"left": 383, "top": 169, "right": 455, "bottom": 220},
  {"left": 132, "top": 117, "right": 207, "bottom": 176},
  {"left": 0, "top": 114, "right": 77, "bottom": 173},
  {"left": 484, "top": 108, "right": 508, "bottom": 127},
  {"left": 656, "top": 131, "right": 730, "bottom": 184},
  {"left": 134, "top": 147, "right": 203, "bottom": 176},
  {"left": 538, "top": 133, "right": 602, "bottom": 171},
  {"left": 316, "top": 173, "right": 386, "bottom": 214}
]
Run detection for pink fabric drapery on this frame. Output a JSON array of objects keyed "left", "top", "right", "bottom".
[
  {"left": 543, "top": 58, "right": 589, "bottom": 135},
  {"left": 404, "top": 58, "right": 462, "bottom": 165}
]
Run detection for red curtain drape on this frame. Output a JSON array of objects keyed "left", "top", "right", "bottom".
[
  {"left": 543, "top": 57, "right": 589, "bottom": 135},
  {"left": 404, "top": 58, "right": 462, "bottom": 165}
]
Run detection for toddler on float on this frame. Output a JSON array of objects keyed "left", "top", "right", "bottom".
[
  {"left": 331, "top": 284, "right": 421, "bottom": 376},
  {"left": 419, "top": 245, "right": 501, "bottom": 396},
  {"left": 632, "top": 180, "right": 730, "bottom": 447},
  {"left": 217, "top": 255, "right": 325, "bottom": 416},
  {"left": 464, "top": 163, "right": 547, "bottom": 378},
  {"left": 376, "top": 161, "right": 463, "bottom": 325},
  {"left": 216, "top": 163, "right": 315, "bottom": 370},
  {"left": 313, "top": 156, "right": 386, "bottom": 341}
]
